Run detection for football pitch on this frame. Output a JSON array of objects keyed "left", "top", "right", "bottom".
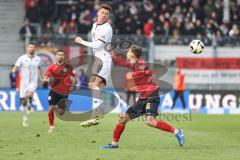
[{"left": 0, "top": 112, "right": 239, "bottom": 160}]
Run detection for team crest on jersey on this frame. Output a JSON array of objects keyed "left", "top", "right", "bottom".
[{"left": 63, "top": 67, "right": 68, "bottom": 73}]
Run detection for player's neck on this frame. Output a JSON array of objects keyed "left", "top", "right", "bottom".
[
  {"left": 27, "top": 53, "right": 34, "bottom": 58},
  {"left": 96, "top": 20, "right": 107, "bottom": 25},
  {"left": 56, "top": 61, "right": 64, "bottom": 65}
]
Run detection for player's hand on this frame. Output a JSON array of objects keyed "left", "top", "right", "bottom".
[{"left": 74, "top": 37, "right": 83, "bottom": 44}]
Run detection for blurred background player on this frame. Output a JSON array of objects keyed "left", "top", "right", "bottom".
[
  {"left": 101, "top": 45, "right": 184, "bottom": 149},
  {"left": 74, "top": 4, "right": 113, "bottom": 126},
  {"left": 43, "top": 49, "right": 76, "bottom": 133},
  {"left": 171, "top": 68, "right": 186, "bottom": 111},
  {"left": 12, "top": 43, "right": 43, "bottom": 127}
]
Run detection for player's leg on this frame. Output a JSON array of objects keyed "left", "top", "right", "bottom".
[
  {"left": 101, "top": 113, "right": 130, "bottom": 149},
  {"left": 21, "top": 97, "right": 28, "bottom": 127},
  {"left": 47, "top": 90, "right": 57, "bottom": 132},
  {"left": 80, "top": 75, "right": 105, "bottom": 127},
  {"left": 19, "top": 87, "right": 29, "bottom": 126},
  {"left": 144, "top": 100, "right": 185, "bottom": 146},
  {"left": 27, "top": 91, "right": 34, "bottom": 112},
  {"left": 48, "top": 105, "right": 55, "bottom": 133},
  {"left": 89, "top": 75, "right": 105, "bottom": 112},
  {"left": 101, "top": 101, "right": 144, "bottom": 149}
]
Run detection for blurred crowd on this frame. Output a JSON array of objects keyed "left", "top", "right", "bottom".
[{"left": 20, "top": 0, "right": 240, "bottom": 45}]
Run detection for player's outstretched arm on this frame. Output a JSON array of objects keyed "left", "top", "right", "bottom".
[
  {"left": 110, "top": 51, "right": 133, "bottom": 69},
  {"left": 11, "top": 65, "right": 18, "bottom": 73},
  {"left": 74, "top": 37, "right": 105, "bottom": 49}
]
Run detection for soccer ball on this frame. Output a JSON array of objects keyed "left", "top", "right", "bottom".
[{"left": 189, "top": 40, "right": 204, "bottom": 54}]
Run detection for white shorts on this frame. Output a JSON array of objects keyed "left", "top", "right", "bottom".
[
  {"left": 91, "top": 56, "right": 112, "bottom": 84},
  {"left": 19, "top": 83, "right": 37, "bottom": 98}
]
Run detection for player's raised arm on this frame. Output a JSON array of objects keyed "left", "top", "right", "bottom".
[{"left": 74, "top": 36, "right": 106, "bottom": 49}]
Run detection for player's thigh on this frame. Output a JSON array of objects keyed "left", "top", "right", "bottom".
[
  {"left": 48, "top": 90, "right": 59, "bottom": 106},
  {"left": 89, "top": 74, "right": 106, "bottom": 88},
  {"left": 91, "top": 58, "right": 111, "bottom": 85},
  {"left": 27, "top": 90, "right": 35, "bottom": 98},
  {"left": 126, "top": 100, "right": 146, "bottom": 120},
  {"left": 145, "top": 99, "right": 160, "bottom": 117},
  {"left": 19, "top": 87, "right": 28, "bottom": 99}
]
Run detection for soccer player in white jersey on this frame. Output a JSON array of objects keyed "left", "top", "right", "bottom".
[
  {"left": 75, "top": 4, "right": 113, "bottom": 127},
  {"left": 12, "top": 43, "right": 43, "bottom": 127}
]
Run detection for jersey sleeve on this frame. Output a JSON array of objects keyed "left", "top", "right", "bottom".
[
  {"left": 112, "top": 54, "right": 133, "bottom": 69},
  {"left": 15, "top": 56, "right": 23, "bottom": 67},
  {"left": 45, "top": 65, "right": 53, "bottom": 77}
]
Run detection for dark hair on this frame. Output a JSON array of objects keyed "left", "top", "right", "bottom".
[
  {"left": 28, "top": 42, "right": 36, "bottom": 46},
  {"left": 56, "top": 49, "right": 64, "bottom": 54},
  {"left": 98, "top": 4, "right": 111, "bottom": 12},
  {"left": 130, "top": 45, "right": 143, "bottom": 58}
]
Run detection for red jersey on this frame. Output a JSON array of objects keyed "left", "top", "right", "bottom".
[
  {"left": 112, "top": 54, "right": 159, "bottom": 99},
  {"left": 45, "top": 62, "right": 74, "bottom": 95}
]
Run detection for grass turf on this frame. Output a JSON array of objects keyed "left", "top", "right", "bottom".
[{"left": 0, "top": 112, "right": 240, "bottom": 160}]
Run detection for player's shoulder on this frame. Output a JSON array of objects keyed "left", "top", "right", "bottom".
[
  {"left": 103, "top": 22, "right": 112, "bottom": 31},
  {"left": 18, "top": 54, "right": 27, "bottom": 59},
  {"left": 47, "top": 63, "right": 56, "bottom": 69},
  {"left": 34, "top": 55, "right": 41, "bottom": 61}
]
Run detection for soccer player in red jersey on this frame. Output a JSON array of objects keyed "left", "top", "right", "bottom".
[
  {"left": 43, "top": 50, "right": 76, "bottom": 133},
  {"left": 101, "top": 45, "right": 185, "bottom": 148}
]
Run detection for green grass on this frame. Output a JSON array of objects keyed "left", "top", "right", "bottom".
[{"left": 0, "top": 112, "right": 240, "bottom": 160}]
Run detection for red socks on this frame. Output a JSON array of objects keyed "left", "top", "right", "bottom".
[
  {"left": 156, "top": 120, "right": 175, "bottom": 133},
  {"left": 112, "top": 123, "right": 125, "bottom": 142},
  {"left": 48, "top": 111, "right": 54, "bottom": 126}
]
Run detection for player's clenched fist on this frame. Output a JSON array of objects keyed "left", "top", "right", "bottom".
[{"left": 74, "top": 37, "right": 83, "bottom": 44}]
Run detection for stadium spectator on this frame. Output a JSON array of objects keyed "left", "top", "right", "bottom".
[
  {"left": 78, "top": 9, "right": 92, "bottom": 34},
  {"left": 19, "top": 19, "right": 37, "bottom": 41},
  {"left": 143, "top": 18, "right": 154, "bottom": 38},
  {"left": 42, "top": 21, "right": 54, "bottom": 46},
  {"left": 229, "top": 24, "right": 240, "bottom": 37},
  {"left": 25, "top": 0, "right": 40, "bottom": 23},
  {"left": 38, "top": 0, "right": 55, "bottom": 23},
  {"left": 58, "top": 20, "right": 68, "bottom": 36},
  {"left": 229, "top": 24, "right": 240, "bottom": 46},
  {"left": 22, "top": 0, "right": 240, "bottom": 45}
]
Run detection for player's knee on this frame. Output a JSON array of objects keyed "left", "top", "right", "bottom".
[
  {"left": 118, "top": 113, "right": 129, "bottom": 124},
  {"left": 89, "top": 82, "right": 96, "bottom": 89},
  {"left": 28, "top": 91, "right": 34, "bottom": 98},
  {"left": 145, "top": 116, "right": 156, "bottom": 127},
  {"left": 21, "top": 99, "right": 27, "bottom": 106},
  {"left": 49, "top": 105, "right": 54, "bottom": 113}
]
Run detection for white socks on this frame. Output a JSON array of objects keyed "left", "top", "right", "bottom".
[
  {"left": 173, "top": 128, "right": 179, "bottom": 135},
  {"left": 22, "top": 105, "right": 28, "bottom": 121},
  {"left": 111, "top": 141, "right": 118, "bottom": 146}
]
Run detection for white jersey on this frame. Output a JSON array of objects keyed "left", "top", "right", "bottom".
[
  {"left": 15, "top": 54, "right": 41, "bottom": 97},
  {"left": 91, "top": 22, "right": 113, "bottom": 60}
]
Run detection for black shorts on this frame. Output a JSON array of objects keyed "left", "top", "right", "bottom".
[
  {"left": 126, "top": 89, "right": 160, "bottom": 120},
  {"left": 48, "top": 90, "right": 68, "bottom": 106}
]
